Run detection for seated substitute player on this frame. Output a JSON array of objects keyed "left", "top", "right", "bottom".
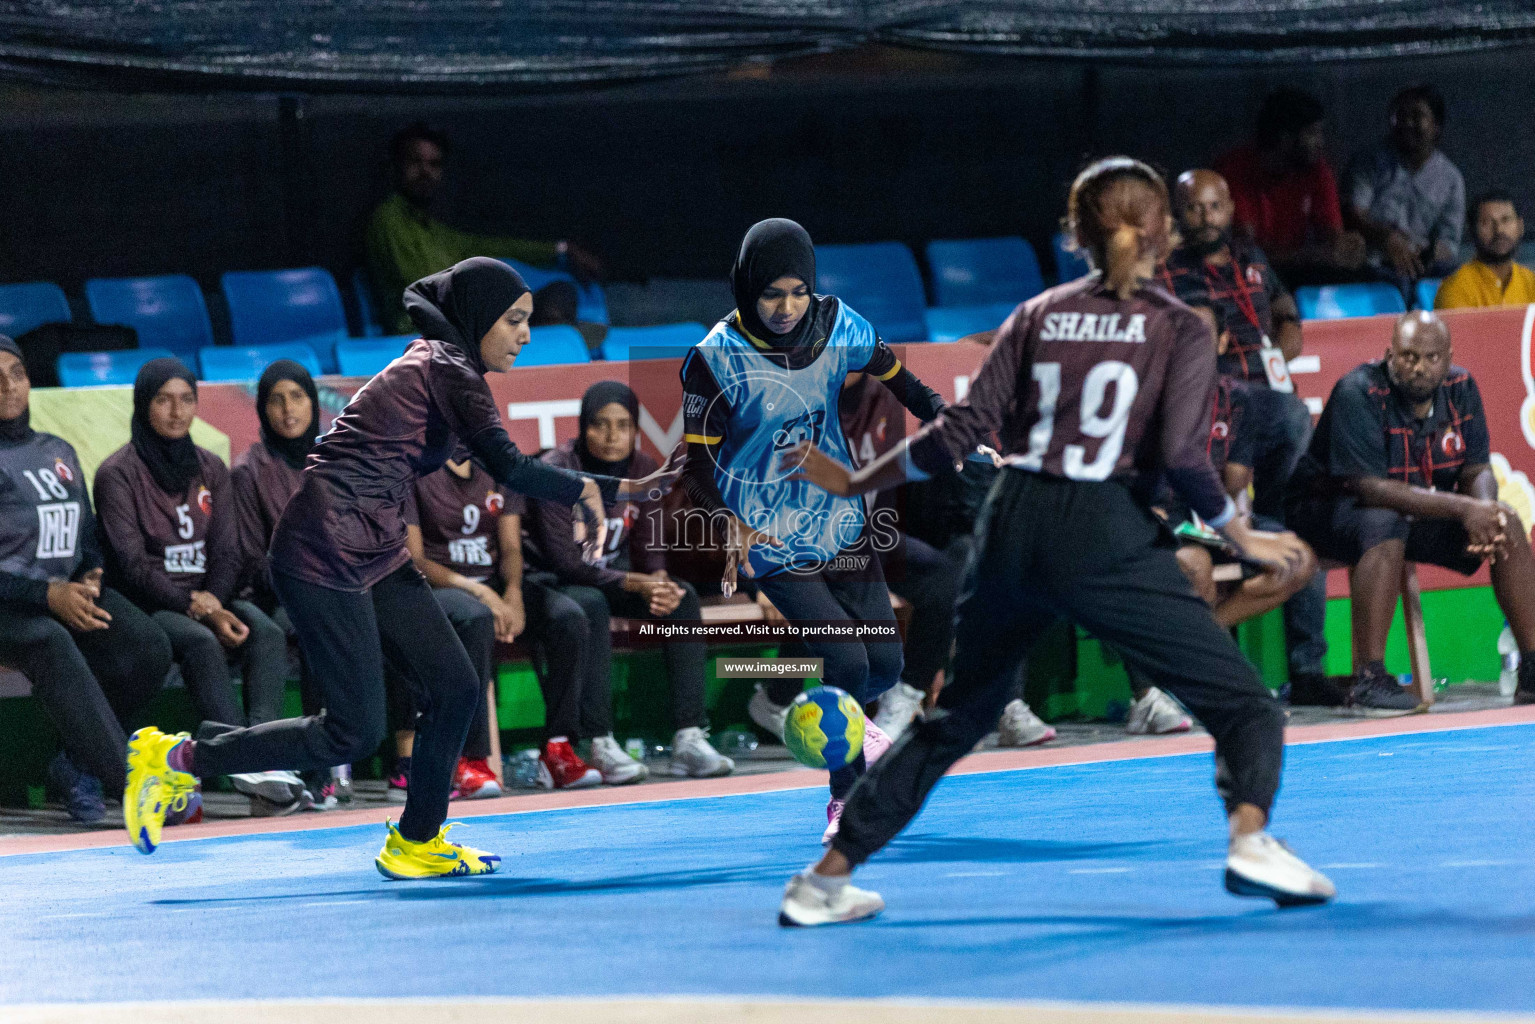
[
  {"left": 1128, "top": 300, "right": 1320, "bottom": 718},
  {"left": 95, "top": 358, "right": 306, "bottom": 815},
  {"left": 1286, "top": 310, "right": 1535, "bottom": 711},
  {"left": 680, "top": 218, "right": 946, "bottom": 843},
  {"left": 231, "top": 359, "right": 351, "bottom": 809},
  {"left": 386, "top": 450, "right": 523, "bottom": 802},
  {"left": 526, "top": 380, "right": 733, "bottom": 782},
  {"left": 777, "top": 157, "right": 1332, "bottom": 925},
  {"left": 0, "top": 336, "right": 172, "bottom": 823},
  {"left": 121, "top": 259, "right": 678, "bottom": 875}
]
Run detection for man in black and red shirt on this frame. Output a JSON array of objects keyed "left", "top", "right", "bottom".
[
  {"left": 1287, "top": 311, "right": 1535, "bottom": 711},
  {"left": 1161, "top": 168, "right": 1328, "bottom": 698}
]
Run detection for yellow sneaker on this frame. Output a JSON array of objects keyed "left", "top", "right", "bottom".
[
  {"left": 374, "top": 820, "right": 501, "bottom": 880},
  {"left": 123, "top": 726, "right": 197, "bottom": 855}
]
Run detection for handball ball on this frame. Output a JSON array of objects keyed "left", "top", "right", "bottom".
[{"left": 784, "top": 686, "right": 865, "bottom": 771}]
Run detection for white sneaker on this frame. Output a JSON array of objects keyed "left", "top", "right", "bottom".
[
  {"left": 669, "top": 727, "right": 734, "bottom": 778},
  {"left": 230, "top": 770, "right": 305, "bottom": 804},
  {"left": 1126, "top": 687, "right": 1193, "bottom": 735},
  {"left": 996, "top": 699, "right": 1056, "bottom": 747},
  {"left": 587, "top": 734, "right": 648, "bottom": 785},
  {"left": 1225, "top": 832, "right": 1336, "bottom": 907},
  {"left": 778, "top": 872, "right": 884, "bottom": 927},
  {"left": 862, "top": 719, "right": 893, "bottom": 764},
  {"left": 872, "top": 682, "right": 924, "bottom": 741},
  {"left": 748, "top": 684, "right": 789, "bottom": 742}
]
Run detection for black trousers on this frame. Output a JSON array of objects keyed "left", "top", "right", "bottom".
[
  {"left": 537, "top": 577, "right": 708, "bottom": 738},
  {"left": 0, "top": 587, "right": 170, "bottom": 793},
  {"left": 195, "top": 564, "right": 480, "bottom": 842},
  {"left": 835, "top": 471, "right": 1285, "bottom": 866},
  {"left": 386, "top": 586, "right": 496, "bottom": 761},
  {"left": 756, "top": 554, "right": 904, "bottom": 709},
  {"left": 880, "top": 532, "right": 965, "bottom": 692},
  {"left": 152, "top": 600, "right": 288, "bottom": 729}
]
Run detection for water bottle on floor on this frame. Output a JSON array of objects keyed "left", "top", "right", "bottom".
[{"left": 1498, "top": 623, "right": 1519, "bottom": 697}]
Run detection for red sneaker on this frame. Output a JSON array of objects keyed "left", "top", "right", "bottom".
[
  {"left": 452, "top": 756, "right": 503, "bottom": 800},
  {"left": 538, "top": 740, "right": 601, "bottom": 790}
]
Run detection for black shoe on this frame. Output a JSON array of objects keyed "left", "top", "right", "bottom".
[
  {"left": 1347, "top": 666, "right": 1424, "bottom": 717},
  {"left": 1288, "top": 673, "right": 1350, "bottom": 707},
  {"left": 45, "top": 751, "right": 107, "bottom": 824},
  {"left": 1515, "top": 684, "right": 1535, "bottom": 706}
]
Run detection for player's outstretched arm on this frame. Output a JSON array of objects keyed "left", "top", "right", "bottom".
[{"left": 781, "top": 439, "right": 922, "bottom": 498}]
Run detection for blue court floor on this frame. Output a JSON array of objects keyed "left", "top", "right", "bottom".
[{"left": 3, "top": 723, "right": 1532, "bottom": 1015}]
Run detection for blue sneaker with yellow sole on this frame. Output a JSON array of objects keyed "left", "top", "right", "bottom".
[{"left": 374, "top": 820, "right": 501, "bottom": 880}]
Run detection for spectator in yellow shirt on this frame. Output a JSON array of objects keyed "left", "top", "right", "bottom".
[
  {"left": 1435, "top": 190, "right": 1535, "bottom": 309},
  {"left": 363, "top": 123, "right": 604, "bottom": 334}
]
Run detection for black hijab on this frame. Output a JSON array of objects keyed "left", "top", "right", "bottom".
[
  {"left": 131, "top": 357, "right": 201, "bottom": 495},
  {"left": 402, "top": 256, "right": 530, "bottom": 374},
  {"left": 732, "top": 218, "right": 818, "bottom": 349},
  {"left": 0, "top": 335, "right": 31, "bottom": 444},
  {"left": 575, "top": 380, "right": 640, "bottom": 478},
  {"left": 256, "top": 359, "right": 321, "bottom": 471}
]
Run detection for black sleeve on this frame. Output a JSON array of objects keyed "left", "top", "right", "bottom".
[
  {"left": 862, "top": 339, "right": 945, "bottom": 422},
  {"left": 0, "top": 571, "right": 49, "bottom": 609},
  {"left": 203, "top": 457, "right": 241, "bottom": 605},
  {"left": 72, "top": 473, "right": 103, "bottom": 578},
  {"left": 680, "top": 351, "right": 731, "bottom": 516},
  {"left": 1226, "top": 382, "right": 1257, "bottom": 470},
  {"left": 1461, "top": 377, "right": 1491, "bottom": 466},
  {"left": 1324, "top": 378, "right": 1389, "bottom": 480}
]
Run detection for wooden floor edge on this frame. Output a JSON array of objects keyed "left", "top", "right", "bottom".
[
  {"left": 4, "top": 704, "right": 1532, "bottom": 858},
  {"left": 5, "top": 996, "right": 1531, "bottom": 1024}
]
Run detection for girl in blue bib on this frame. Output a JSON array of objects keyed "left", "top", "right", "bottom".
[{"left": 679, "top": 219, "right": 945, "bottom": 843}]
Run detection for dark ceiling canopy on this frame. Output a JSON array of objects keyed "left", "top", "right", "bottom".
[{"left": 3, "top": 1, "right": 1534, "bottom": 92}]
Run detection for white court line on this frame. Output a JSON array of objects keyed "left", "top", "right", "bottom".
[
  {"left": 1069, "top": 867, "right": 1132, "bottom": 874},
  {"left": 946, "top": 870, "right": 1008, "bottom": 878}
]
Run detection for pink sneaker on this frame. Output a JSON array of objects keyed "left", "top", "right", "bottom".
[
  {"left": 822, "top": 798, "right": 845, "bottom": 846},
  {"left": 863, "top": 720, "right": 892, "bottom": 764}
]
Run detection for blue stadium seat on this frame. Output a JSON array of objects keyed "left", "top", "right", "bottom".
[
  {"left": 1296, "top": 283, "right": 1407, "bottom": 320},
  {"left": 501, "top": 259, "right": 609, "bottom": 325},
  {"left": 84, "top": 275, "right": 213, "bottom": 359},
  {"left": 923, "top": 303, "right": 1019, "bottom": 344},
  {"left": 221, "top": 268, "right": 348, "bottom": 361},
  {"left": 335, "top": 335, "right": 416, "bottom": 377},
  {"left": 1051, "top": 232, "right": 1092, "bottom": 284},
  {"left": 57, "top": 347, "right": 175, "bottom": 388},
  {"left": 198, "top": 342, "right": 322, "bottom": 383},
  {"left": 1415, "top": 278, "right": 1442, "bottom": 311},
  {"left": 600, "top": 323, "right": 709, "bottom": 362},
  {"left": 351, "top": 268, "right": 383, "bottom": 337},
  {"left": 925, "top": 237, "right": 1044, "bottom": 307},
  {"left": 815, "top": 242, "right": 928, "bottom": 342},
  {"left": 0, "top": 281, "right": 71, "bottom": 338},
  {"left": 517, "top": 325, "right": 590, "bottom": 367}
]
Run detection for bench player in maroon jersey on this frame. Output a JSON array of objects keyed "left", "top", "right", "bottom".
[{"left": 775, "top": 157, "right": 1335, "bottom": 926}]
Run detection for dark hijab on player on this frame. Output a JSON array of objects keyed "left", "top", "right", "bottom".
[
  {"left": 131, "top": 357, "right": 201, "bottom": 495},
  {"left": 402, "top": 256, "right": 530, "bottom": 375},
  {"left": 0, "top": 335, "right": 31, "bottom": 444},
  {"left": 731, "top": 218, "right": 818, "bottom": 349},
  {"left": 256, "top": 359, "right": 321, "bottom": 471},
  {"left": 575, "top": 380, "right": 639, "bottom": 478}
]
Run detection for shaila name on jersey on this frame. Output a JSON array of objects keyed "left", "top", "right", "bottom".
[{"left": 1038, "top": 312, "right": 1148, "bottom": 343}]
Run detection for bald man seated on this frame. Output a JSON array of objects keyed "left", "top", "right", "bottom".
[{"left": 1285, "top": 311, "right": 1535, "bottom": 713}]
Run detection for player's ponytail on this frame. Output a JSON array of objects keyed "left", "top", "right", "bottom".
[{"left": 1065, "top": 157, "right": 1171, "bottom": 300}]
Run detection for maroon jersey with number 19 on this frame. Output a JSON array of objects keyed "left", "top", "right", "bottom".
[{"left": 907, "top": 276, "right": 1228, "bottom": 522}]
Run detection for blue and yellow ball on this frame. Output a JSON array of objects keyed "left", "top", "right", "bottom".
[{"left": 783, "top": 686, "right": 865, "bottom": 771}]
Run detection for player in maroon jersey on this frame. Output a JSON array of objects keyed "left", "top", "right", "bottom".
[
  {"left": 775, "top": 158, "right": 1335, "bottom": 926},
  {"left": 121, "top": 258, "right": 679, "bottom": 875}
]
